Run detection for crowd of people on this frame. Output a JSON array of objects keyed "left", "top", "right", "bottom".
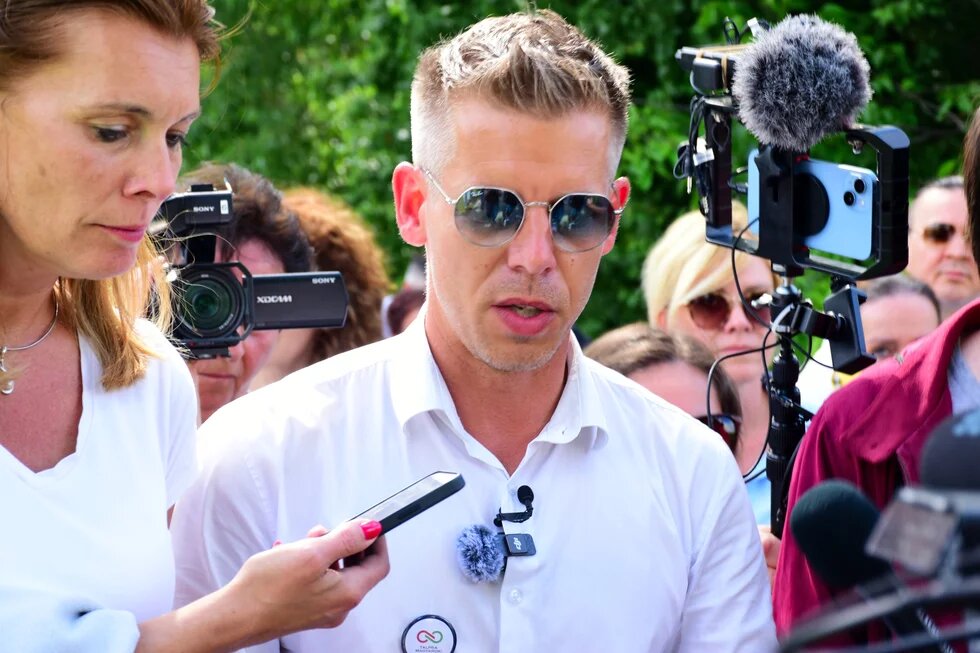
[{"left": 1, "top": 1, "right": 979, "bottom": 651}]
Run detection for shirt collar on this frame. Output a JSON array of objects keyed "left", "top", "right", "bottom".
[
  {"left": 389, "top": 304, "right": 456, "bottom": 429},
  {"left": 547, "top": 333, "right": 610, "bottom": 449},
  {"left": 389, "top": 305, "right": 608, "bottom": 450}
]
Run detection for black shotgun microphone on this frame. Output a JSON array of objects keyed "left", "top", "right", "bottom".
[
  {"left": 731, "top": 14, "right": 873, "bottom": 153},
  {"left": 790, "top": 480, "right": 949, "bottom": 653}
]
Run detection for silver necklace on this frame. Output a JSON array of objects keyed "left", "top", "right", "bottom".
[{"left": 0, "top": 300, "right": 60, "bottom": 396}]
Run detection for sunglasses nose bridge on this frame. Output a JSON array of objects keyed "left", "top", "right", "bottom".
[
  {"left": 519, "top": 199, "right": 558, "bottom": 241},
  {"left": 721, "top": 296, "right": 758, "bottom": 330},
  {"left": 505, "top": 199, "right": 560, "bottom": 270}
]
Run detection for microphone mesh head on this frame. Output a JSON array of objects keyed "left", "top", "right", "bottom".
[
  {"left": 732, "top": 14, "right": 872, "bottom": 152},
  {"left": 789, "top": 479, "right": 889, "bottom": 588},
  {"left": 920, "top": 409, "right": 980, "bottom": 490},
  {"left": 456, "top": 524, "right": 505, "bottom": 583}
]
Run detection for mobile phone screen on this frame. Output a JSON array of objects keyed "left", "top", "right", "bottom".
[{"left": 354, "top": 471, "right": 465, "bottom": 534}]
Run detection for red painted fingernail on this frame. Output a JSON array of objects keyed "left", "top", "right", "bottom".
[
  {"left": 272, "top": 539, "right": 282, "bottom": 547},
  {"left": 360, "top": 520, "right": 382, "bottom": 539}
]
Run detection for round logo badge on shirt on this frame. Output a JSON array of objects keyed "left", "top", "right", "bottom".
[{"left": 401, "top": 614, "right": 457, "bottom": 653}]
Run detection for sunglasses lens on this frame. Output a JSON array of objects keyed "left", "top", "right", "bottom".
[
  {"left": 715, "top": 415, "right": 740, "bottom": 440},
  {"left": 455, "top": 188, "right": 524, "bottom": 247},
  {"left": 550, "top": 194, "right": 615, "bottom": 252},
  {"left": 923, "top": 223, "right": 955, "bottom": 244},
  {"left": 697, "top": 414, "right": 740, "bottom": 449},
  {"left": 687, "top": 293, "right": 730, "bottom": 330}
]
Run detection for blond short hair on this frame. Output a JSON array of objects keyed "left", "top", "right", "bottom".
[
  {"left": 409, "top": 9, "right": 631, "bottom": 177},
  {"left": 642, "top": 202, "right": 774, "bottom": 326}
]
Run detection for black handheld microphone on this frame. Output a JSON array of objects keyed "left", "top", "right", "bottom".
[
  {"left": 790, "top": 479, "right": 949, "bottom": 653},
  {"left": 920, "top": 409, "right": 980, "bottom": 570},
  {"left": 920, "top": 409, "right": 980, "bottom": 492},
  {"left": 863, "top": 409, "right": 980, "bottom": 577},
  {"left": 731, "top": 14, "right": 873, "bottom": 153}
]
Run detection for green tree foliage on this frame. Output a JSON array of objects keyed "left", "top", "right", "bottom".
[{"left": 189, "top": 0, "right": 979, "bottom": 338}]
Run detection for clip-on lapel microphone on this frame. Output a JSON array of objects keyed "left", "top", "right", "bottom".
[{"left": 457, "top": 485, "right": 537, "bottom": 583}]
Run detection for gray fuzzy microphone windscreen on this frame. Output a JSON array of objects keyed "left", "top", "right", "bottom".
[
  {"left": 456, "top": 524, "right": 506, "bottom": 583},
  {"left": 732, "top": 14, "right": 873, "bottom": 152}
]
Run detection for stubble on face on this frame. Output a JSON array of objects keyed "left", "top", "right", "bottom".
[{"left": 426, "top": 253, "right": 578, "bottom": 374}]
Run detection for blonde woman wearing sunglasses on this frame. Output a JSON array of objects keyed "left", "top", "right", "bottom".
[{"left": 643, "top": 203, "right": 778, "bottom": 525}]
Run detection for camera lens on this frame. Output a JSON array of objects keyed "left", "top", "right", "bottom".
[
  {"left": 844, "top": 191, "right": 856, "bottom": 206},
  {"left": 853, "top": 178, "right": 866, "bottom": 194},
  {"left": 175, "top": 266, "right": 245, "bottom": 338},
  {"left": 186, "top": 278, "right": 233, "bottom": 331}
]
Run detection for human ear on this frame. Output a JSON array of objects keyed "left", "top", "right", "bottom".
[
  {"left": 392, "top": 162, "right": 427, "bottom": 247},
  {"left": 599, "top": 177, "right": 631, "bottom": 255}
]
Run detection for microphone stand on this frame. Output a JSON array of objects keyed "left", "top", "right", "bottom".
[
  {"left": 733, "top": 144, "right": 877, "bottom": 537},
  {"left": 763, "top": 271, "right": 874, "bottom": 537},
  {"left": 765, "top": 275, "right": 808, "bottom": 538}
]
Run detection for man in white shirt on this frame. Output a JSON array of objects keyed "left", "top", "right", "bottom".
[{"left": 171, "top": 9, "right": 776, "bottom": 652}]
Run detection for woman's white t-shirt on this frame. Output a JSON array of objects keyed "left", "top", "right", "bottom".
[{"left": 0, "top": 321, "right": 198, "bottom": 649}]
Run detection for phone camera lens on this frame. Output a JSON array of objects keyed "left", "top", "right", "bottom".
[
  {"left": 844, "top": 191, "right": 856, "bottom": 206},
  {"left": 853, "top": 178, "right": 866, "bottom": 194}
]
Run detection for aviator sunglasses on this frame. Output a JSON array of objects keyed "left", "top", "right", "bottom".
[
  {"left": 421, "top": 167, "right": 624, "bottom": 253},
  {"left": 696, "top": 413, "right": 741, "bottom": 450},
  {"left": 685, "top": 291, "right": 771, "bottom": 331}
]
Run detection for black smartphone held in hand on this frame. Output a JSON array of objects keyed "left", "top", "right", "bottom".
[{"left": 353, "top": 471, "right": 465, "bottom": 535}]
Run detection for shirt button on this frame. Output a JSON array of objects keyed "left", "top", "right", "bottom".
[{"left": 509, "top": 588, "right": 523, "bottom": 604}]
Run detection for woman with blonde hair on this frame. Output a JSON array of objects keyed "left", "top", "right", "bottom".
[
  {"left": 0, "top": 2, "right": 386, "bottom": 649},
  {"left": 643, "top": 203, "right": 776, "bottom": 523}
]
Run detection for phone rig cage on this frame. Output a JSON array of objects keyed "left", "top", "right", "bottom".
[{"left": 674, "top": 19, "right": 911, "bottom": 537}]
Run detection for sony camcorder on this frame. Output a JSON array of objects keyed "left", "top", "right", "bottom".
[{"left": 154, "top": 184, "right": 349, "bottom": 359}]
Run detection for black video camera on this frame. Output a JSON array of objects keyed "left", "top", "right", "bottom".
[{"left": 154, "top": 183, "right": 349, "bottom": 359}]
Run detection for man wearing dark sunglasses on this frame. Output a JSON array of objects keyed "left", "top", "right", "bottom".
[
  {"left": 906, "top": 176, "right": 979, "bottom": 319},
  {"left": 171, "top": 9, "right": 775, "bottom": 653},
  {"left": 774, "top": 110, "right": 980, "bottom": 644}
]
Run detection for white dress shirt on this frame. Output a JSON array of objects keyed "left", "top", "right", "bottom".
[{"left": 171, "top": 317, "right": 776, "bottom": 652}]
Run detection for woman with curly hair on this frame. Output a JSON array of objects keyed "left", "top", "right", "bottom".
[{"left": 252, "top": 187, "right": 390, "bottom": 388}]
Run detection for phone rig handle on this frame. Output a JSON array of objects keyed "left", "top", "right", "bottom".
[{"left": 765, "top": 276, "right": 876, "bottom": 538}]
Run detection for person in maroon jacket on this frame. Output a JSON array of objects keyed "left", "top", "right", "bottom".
[{"left": 773, "top": 105, "right": 980, "bottom": 646}]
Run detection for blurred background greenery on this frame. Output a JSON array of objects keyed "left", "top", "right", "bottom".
[{"left": 187, "top": 0, "right": 980, "bottom": 339}]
